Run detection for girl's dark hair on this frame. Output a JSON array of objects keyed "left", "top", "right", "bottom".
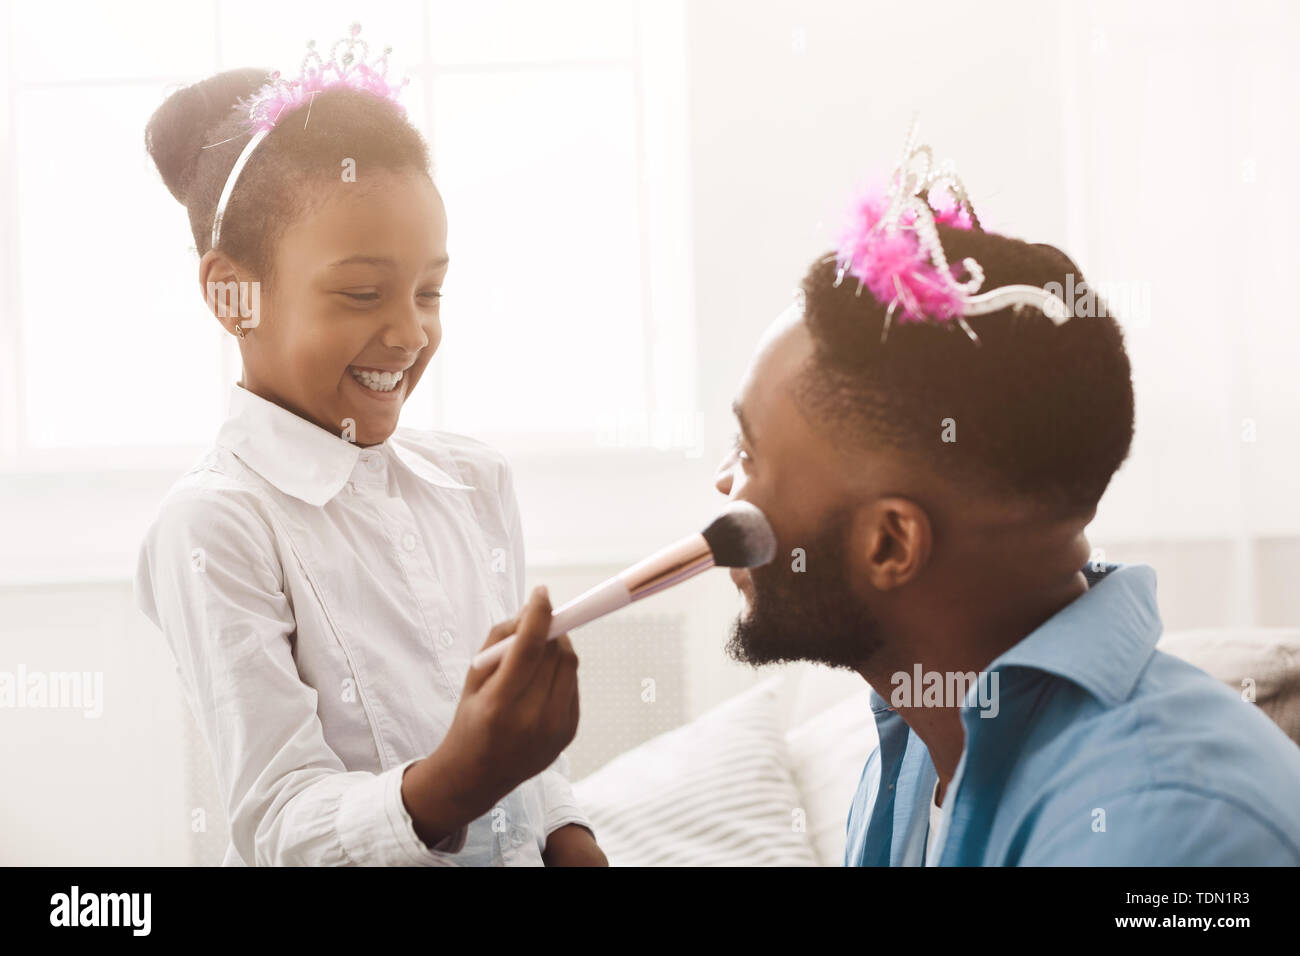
[
  {"left": 145, "top": 68, "right": 432, "bottom": 286},
  {"left": 795, "top": 226, "right": 1136, "bottom": 518}
]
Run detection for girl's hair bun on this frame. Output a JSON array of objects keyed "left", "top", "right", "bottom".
[{"left": 145, "top": 68, "right": 270, "bottom": 206}]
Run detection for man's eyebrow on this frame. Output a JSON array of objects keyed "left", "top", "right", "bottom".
[
  {"left": 731, "top": 399, "right": 756, "bottom": 444},
  {"left": 327, "top": 254, "right": 450, "bottom": 270}
]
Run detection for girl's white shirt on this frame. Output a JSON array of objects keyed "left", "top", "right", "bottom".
[{"left": 134, "top": 382, "right": 591, "bottom": 866}]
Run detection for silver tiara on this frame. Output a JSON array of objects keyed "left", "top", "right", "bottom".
[{"left": 832, "top": 118, "right": 1074, "bottom": 345}]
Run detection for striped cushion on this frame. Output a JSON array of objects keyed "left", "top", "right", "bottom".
[{"left": 571, "top": 677, "right": 819, "bottom": 866}]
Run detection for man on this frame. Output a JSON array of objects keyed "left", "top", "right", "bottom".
[{"left": 713, "top": 220, "right": 1300, "bottom": 865}]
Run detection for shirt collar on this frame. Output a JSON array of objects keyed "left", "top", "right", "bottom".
[
  {"left": 982, "top": 562, "right": 1162, "bottom": 707},
  {"left": 389, "top": 433, "right": 476, "bottom": 494},
  {"left": 215, "top": 383, "right": 473, "bottom": 506},
  {"left": 867, "top": 561, "right": 1163, "bottom": 715}
]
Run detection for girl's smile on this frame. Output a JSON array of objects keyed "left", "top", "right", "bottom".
[{"left": 345, "top": 364, "right": 408, "bottom": 402}]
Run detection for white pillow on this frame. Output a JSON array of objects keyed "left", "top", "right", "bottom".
[
  {"left": 783, "top": 663, "right": 872, "bottom": 729},
  {"left": 784, "top": 687, "right": 880, "bottom": 866},
  {"left": 571, "top": 677, "right": 819, "bottom": 866}
]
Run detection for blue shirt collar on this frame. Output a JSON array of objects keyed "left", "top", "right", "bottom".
[
  {"left": 856, "top": 561, "right": 1163, "bottom": 866},
  {"left": 867, "top": 562, "right": 1161, "bottom": 714},
  {"left": 984, "top": 562, "right": 1161, "bottom": 707}
]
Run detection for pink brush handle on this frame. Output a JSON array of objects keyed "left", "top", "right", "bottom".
[{"left": 470, "top": 576, "right": 631, "bottom": 670}]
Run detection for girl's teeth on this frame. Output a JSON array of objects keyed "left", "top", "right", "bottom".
[{"left": 349, "top": 367, "right": 403, "bottom": 392}]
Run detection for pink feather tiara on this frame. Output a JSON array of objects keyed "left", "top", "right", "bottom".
[
  {"left": 238, "top": 21, "right": 411, "bottom": 134},
  {"left": 831, "top": 119, "right": 1072, "bottom": 345},
  {"left": 209, "top": 22, "right": 411, "bottom": 250}
]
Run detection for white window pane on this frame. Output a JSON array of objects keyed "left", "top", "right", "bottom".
[
  {"left": 16, "top": 0, "right": 213, "bottom": 83},
  {"left": 429, "top": 0, "right": 637, "bottom": 65},
  {"left": 18, "top": 86, "right": 223, "bottom": 447},
  {"left": 432, "top": 69, "right": 644, "bottom": 436}
]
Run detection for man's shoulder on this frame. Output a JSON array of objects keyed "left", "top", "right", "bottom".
[
  {"left": 1012, "top": 651, "right": 1300, "bottom": 863},
  {"left": 1015, "top": 781, "right": 1300, "bottom": 865},
  {"left": 1132, "top": 646, "right": 1300, "bottom": 783},
  {"left": 1028, "top": 641, "right": 1300, "bottom": 781}
]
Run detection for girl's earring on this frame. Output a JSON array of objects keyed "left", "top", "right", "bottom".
[{"left": 234, "top": 323, "right": 247, "bottom": 340}]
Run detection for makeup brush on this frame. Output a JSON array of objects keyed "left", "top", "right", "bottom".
[{"left": 471, "top": 501, "right": 777, "bottom": 670}]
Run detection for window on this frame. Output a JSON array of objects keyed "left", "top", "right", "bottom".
[{"left": 0, "top": 0, "right": 693, "bottom": 469}]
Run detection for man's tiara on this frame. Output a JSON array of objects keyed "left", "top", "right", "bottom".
[
  {"left": 208, "top": 22, "right": 411, "bottom": 251},
  {"left": 832, "top": 119, "right": 1073, "bottom": 345}
]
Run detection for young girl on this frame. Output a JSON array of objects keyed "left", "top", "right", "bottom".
[{"left": 134, "top": 27, "right": 605, "bottom": 866}]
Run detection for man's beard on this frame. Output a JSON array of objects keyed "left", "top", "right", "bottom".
[{"left": 726, "top": 508, "right": 884, "bottom": 670}]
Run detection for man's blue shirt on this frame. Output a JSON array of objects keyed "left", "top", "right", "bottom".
[{"left": 844, "top": 562, "right": 1300, "bottom": 865}]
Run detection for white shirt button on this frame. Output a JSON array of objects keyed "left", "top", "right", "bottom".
[
  {"left": 401, "top": 532, "right": 417, "bottom": 551},
  {"left": 439, "top": 630, "right": 455, "bottom": 648},
  {"left": 366, "top": 455, "right": 382, "bottom": 471}
]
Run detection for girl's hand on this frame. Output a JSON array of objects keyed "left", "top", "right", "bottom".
[
  {"left": 402, "top": 586, "right": 580, "bottom": 848},
  {"left": 542, "top": 823, "right": 608, "bottom": 866}
]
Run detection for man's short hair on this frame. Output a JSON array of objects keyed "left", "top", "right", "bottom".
[{"left": 795, "top": 225, "right": 1136, "bottom": 517}]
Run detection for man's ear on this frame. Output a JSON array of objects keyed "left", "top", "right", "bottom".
[{"left": 851, "top": 497, "right": 932, "bottom": 592}]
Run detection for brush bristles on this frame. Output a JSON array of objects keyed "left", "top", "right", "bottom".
[{"left": 701, "top": 501, "right": 777, "bottom": 568}]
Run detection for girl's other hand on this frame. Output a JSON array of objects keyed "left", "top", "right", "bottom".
[{"left": 542, "top": 823, "right": 608, "bottom": 866}]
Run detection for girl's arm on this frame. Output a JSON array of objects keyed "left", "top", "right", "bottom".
[{"left": 136, "top": 489, "right": 466, "bottom": 866}]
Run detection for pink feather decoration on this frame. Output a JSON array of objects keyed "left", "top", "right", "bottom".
[
  {"left": 237, "top": 24, "right": 411, "bottom": 134},
  {"left": 835, "top": 185, "right": 975, "bottom": 323}
]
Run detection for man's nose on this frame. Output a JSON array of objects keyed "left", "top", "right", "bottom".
[{"left": 714, "top": 456, "right": 735, "bottom": 496}]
